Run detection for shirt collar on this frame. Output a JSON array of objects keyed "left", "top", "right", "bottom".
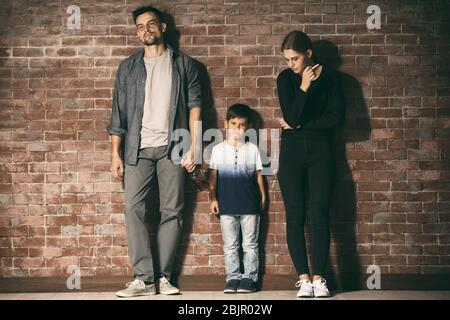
[{"left": 131, "top": 43, "right": 179, "bottom": 62}]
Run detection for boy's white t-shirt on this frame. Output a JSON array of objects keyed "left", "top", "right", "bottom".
[{"left": 209, "top": 141, "right": 263, "bottom": 214}]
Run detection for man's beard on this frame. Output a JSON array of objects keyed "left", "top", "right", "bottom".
[{"left": 142, "top": 33, "right": 162, "bottom": 46}]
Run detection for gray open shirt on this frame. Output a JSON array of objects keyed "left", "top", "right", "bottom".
[{"left": 107, "top": 47, "right": 202, "bottom": 165}]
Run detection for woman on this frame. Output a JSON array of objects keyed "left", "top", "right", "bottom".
[{"left": 276, "top": 31, "right": 345, "bottom": 298}]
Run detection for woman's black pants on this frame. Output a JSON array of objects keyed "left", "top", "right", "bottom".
[{"left": 277, "top": 133, "right": 335, "bottom": 277}]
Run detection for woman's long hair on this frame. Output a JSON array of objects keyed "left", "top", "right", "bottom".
[{"left": 281, "top": 31, "right": 313, "bottom": 53}]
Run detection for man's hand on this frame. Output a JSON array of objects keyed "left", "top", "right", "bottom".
[
  {"left": 111, "top": 155, "right": 124, "bottom": 181},
  {"left": 181, "top": 148, "right": 196, "bottom": 173},
  {"left": 300, "top": 64, "right": 320, "bottom": 92},
  {"left": 261, "top": 195, "right": 266, "bottom": 211},
  {"left": 211, "top": 200, "right": 219, "bottom": 215}
]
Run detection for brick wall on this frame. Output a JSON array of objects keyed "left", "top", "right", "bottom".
[{"left": 0, "top": 0, "right": 449, "bottom": 282}]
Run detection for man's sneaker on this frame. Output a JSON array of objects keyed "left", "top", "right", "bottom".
[
  {"left": 313, "top": 278, "right": 331, "bottom": 298},
  {"left": 237, "top": 278, "right": 257, "bottom": 293},
  {"left": 115, "top": 279, "right": 156, "bottom": 298},
  {"left": 159, "top": 276, "right": 180, "bottom": 295},
  {"left": 223, "top": 279, "right": 240, "bottom": 294},
  {"left": 295, "top": 280, "right": 314, "bottom": 298}
]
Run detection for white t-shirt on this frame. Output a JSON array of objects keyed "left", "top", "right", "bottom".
[
  {"left": 140, "top": 48, "right": 173, "bottom": 148},
  {"left": 209, "top": 141, "right": 263, "bottom": 214}
]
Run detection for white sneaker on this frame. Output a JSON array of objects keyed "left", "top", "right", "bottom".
[
  {"left": 313, "top": 278, "right": 331, "bottom": 297},
  {"left": 295, "top": 280, "right": 314, "bottom": 298},
  {"left": 159, "top": 276, "right": 180, "bottom": 295},
  {"left": 115, "top": 279, "right": 156, "bottom": 298}
]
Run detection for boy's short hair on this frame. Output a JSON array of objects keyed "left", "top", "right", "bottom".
[
  {"left": 226, "top": 104, "right": 252, "bottom": 124},
  {"left": 132, "top": 5, "right": 164, "bottom": 24}
]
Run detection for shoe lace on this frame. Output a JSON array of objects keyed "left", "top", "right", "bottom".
[
  {"left": 126, "top": 279, "right": 145, "bottom": 289},
  {"left": 315, "top": 278, "right": 328, "bottom": 290},
  {"left": 160, "top": 277, "right": 171, "bottom": 286},
  {"left": 295, "top": 280, "right": 310, "bottom": 289}
]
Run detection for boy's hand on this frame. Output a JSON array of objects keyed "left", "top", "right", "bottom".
[
  {"left": 210, "top": 200, "right": 220, "bottom": 215},
  {"left": 260, "top": 195, "right": 266, "bottom": 211}
]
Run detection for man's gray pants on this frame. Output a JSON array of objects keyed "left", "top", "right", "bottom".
[{"left": 124, "top": 146, "right": 184, "bottom": 283}]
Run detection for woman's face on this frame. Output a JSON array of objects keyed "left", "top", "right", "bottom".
[{"left": 283, "top": 49, "right": 312, "bottom": 74}]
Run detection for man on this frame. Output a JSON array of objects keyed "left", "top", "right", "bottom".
[{"left": 107, "top": 5, "right": 201, "bottom": 297}]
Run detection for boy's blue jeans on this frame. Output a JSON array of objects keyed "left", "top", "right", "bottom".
[{"left": 220, "top": 214, "right": 260, "bottom": 283}]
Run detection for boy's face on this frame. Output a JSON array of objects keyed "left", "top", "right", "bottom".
[{"left": 224, "top": 117, "right": 249, "bottom": 142}]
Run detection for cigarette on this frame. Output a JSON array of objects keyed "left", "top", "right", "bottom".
[{"left": 311, "top": 64, "right": 319, "bottom": 70}]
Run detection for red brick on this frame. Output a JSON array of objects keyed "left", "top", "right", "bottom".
[
  {"left": 242, "top": 67, "right": 274, "bottom": 76},
  {"left": 13, "top": 48, "right": 44, "bottom": 57},
  {"left": 61, "top": 37, "right": 93, "bottom": 46},
  {"left": 29, "top": 247, "right": 62, "bottom": 257},
  {"left": 0, "top": 1, "right": 448, "bottom": 278},
  {"left": 192, "top": 36, "right": 224, "bottom": 46},
  {"left": 390, "top": 202, "right": 422, "bottom": 212},
  {"left": 391, "top": 223, "right": 422, "bottom": 233},
  {"left": 374, "top": 255, "right": 406, "bottom": 266},
  {"left": 226, "top": 56, "right": 258, "bottom": 66},
  {"left": 12, "top": 236, "right": 45, "bottom": 247}
]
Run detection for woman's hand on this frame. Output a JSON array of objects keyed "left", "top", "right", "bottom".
[
  {"left": 300, "top": 64, "right": 320, "bottom": 92},
  {"left": 279, "top": 117, "right": 295, "bottom": 130}
]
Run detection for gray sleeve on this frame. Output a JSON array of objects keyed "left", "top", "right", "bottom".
[
  {"left": 186, "top": 58, "right": 202, "bottom": 109},
  {"left": 107, "top": 62, "right": 128, "bottom": 137}
]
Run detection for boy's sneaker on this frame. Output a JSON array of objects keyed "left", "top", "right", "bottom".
[
  {"left": 313, "top": 278, "right": 331, "bottom": 298},
  {"left": 295, "top": 280, "right": 314, "bottom": 298},
  {"left": 223, "top": 279, "right": 240, "bottom": 294},
  {"left": 237, "top": 278, "right": 257, "bottom": 293},
  {"left": 115, "top": 279, "right": 156, "bottom": 298},
  {"left": 158, "top": 276, "right": 180, "bottom": 295}
]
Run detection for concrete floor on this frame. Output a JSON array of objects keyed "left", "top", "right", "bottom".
[{"left": 1, "top": 290, "right": 449, "bottom": 300}]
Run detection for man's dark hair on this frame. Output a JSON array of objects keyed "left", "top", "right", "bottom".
[
  {"left": 281, "top": 31, "right": 312, "bottom": 53},
  {"left": 226, "top": 104, "right": 253, "bottom": 124},
  {"left": 132, "top": 5, "right": 164, "bottom": 24}
]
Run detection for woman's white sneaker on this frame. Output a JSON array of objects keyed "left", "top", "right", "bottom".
[
  {"left": 312, "top": 278, "right": 331, "bottom": 297},
  {"left": 295, "top": 280, "right": 314, "bottom": 298}
]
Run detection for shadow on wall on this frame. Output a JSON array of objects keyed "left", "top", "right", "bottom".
[
  {"left": 171, "top": 60, "right": 218, "bottom": 284},
  {"left": 312, "top": 39, "right": 372, "bottom": 291},
  {"left": 246, "top": 109, "right": 270, "bottom": 290},
  {"left": 162, "top": 12, "right": 180, "bottom": 52}
]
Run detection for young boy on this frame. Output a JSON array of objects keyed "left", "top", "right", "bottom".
[{"left": 208, "top": 104, "right": 266, "bottom": 293}]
